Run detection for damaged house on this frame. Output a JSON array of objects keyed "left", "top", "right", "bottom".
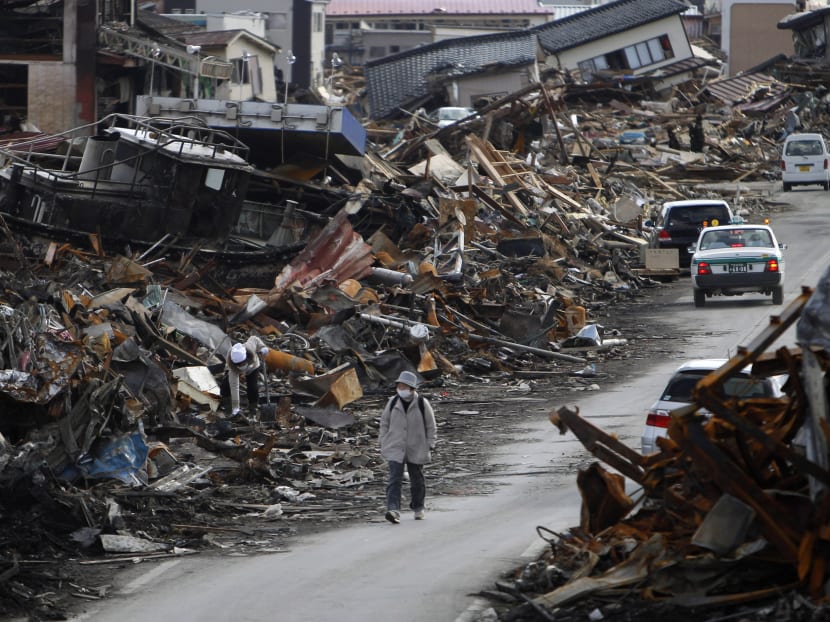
[
  {"left": 364, "top": 30, "right": 542, "bottom": 119},
  {"left": 362, "top": 0, "right": 714, "bottom": 120},
  {"left": 776, "top": 4, "right": 830, "bottom": 86},
  {"left": 531, "top": 0, "right": 707, "bottom": 91}
]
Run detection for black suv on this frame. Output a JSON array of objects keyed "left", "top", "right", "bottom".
[{"left": 649, "top": 200, "right": 734, "bottom": 268}]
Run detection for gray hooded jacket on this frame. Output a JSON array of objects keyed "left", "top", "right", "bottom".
[{"left": 379, "top": 391, "right": 437, "bottom": 464}]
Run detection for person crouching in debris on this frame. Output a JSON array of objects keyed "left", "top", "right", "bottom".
[
  {"left": 221, "top": 337, "right": 269, "bottom": 420},
  {"left": 379, "top": 370, "right": 437, "bottom": 524}
]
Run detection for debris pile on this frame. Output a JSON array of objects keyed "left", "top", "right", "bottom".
[
  {"left": 479, "top": 279, "right": 830, "bottom": 621},
  {"left": 0, "top": 57, "right": 819, "bottom": 619}
]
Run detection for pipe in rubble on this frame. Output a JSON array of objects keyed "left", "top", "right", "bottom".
[
  {"left": 357, "top": 312, "right": 437, "bottom": 332},
  {"left": 468, "top": 334, "right": 586, "bottom": 364},
  {"left": 367, "top": 267, "right": 413, "bottom": 287}
]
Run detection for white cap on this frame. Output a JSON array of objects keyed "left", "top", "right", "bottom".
[{"left": 230, "top": 343, "right": 246, "bottom": 364}]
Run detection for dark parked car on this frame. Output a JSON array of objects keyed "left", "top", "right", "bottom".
[{"left": 649, "top": 199, "right": 734, "bottom": 268}]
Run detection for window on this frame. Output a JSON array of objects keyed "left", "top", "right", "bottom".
[
  {"left": 578, "top": 59, "right": 596, "bottom": 79},
  {"left": 231, "top": 55, "right": 263, "bottom": 95},
  {"left": 579, "top": 35, "right": 674, "bottom": 81},
  {"left": 232, "top": 57, "right": 253, "bottom": 84},
  {"left": 647, "top": 38, "right": 665, "bottom": 62},
  {"left": 313, "top": 12, "right": 323, "bottom": 33},
  {"left": 389, "top": 45, "right": 400, "bottom": 54},
  {"left": 793, "top": 23, "right": 826, "bottom": 58},
  {"left": 369, "top": 46, "right": 386, "bottom": 58}
]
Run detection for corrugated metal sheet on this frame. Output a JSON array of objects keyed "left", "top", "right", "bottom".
[
  {"left": 701, "top": 71, "right": 791, "bottom": 113},
  {"left": 268, "top": 208, "right": 375, "bottom": 303},
  {"left": 647, "top": 56, "right": 708, "bottom": 78}
]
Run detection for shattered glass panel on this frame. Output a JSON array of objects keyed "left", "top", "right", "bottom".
[{"left": 142, "top": 283, "right": 163, "bottom": 309}]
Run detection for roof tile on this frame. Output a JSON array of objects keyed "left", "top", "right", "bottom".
[
  {"left": 365, "top": 30, "right": 537, "bottom": 118},
  {"left": 531, "top": 0, "right": 688, "bottom": 54}
]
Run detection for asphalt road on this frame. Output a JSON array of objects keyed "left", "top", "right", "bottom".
[{"left": 69, "top": 186, "right": 830, "bottom": 622}]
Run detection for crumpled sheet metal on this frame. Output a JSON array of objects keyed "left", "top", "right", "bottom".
[
  {"left": 160, "top": 300, "right": 232, "bottom": 359},
  {"left": 0, "top": 334, "right": 84, "bottom": 405},
  {"left": 268, "top": 208, "right": 375, "bottom": 305}
]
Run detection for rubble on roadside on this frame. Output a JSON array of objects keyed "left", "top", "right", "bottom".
[
  {"left": 476, "top": 277, "right": 830, "bottom": 621},
  {"left": 0, "top": 62, "right": 820, "bottom": 619}
]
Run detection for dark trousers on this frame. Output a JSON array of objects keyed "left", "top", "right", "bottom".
[
  {"left": 220, "top": 369, "right": 260, "bottom": 411},
  {"left": 386, "top": 461, "right": 425, "bottom": 513}
]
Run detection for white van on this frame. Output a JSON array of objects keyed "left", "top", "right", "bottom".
[{"left": 781, "top": 132, "right": 830, "bottom": 191}]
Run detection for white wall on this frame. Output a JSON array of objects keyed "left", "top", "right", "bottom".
[
  {"left": 225, "top": 39, "right": 277, "bottom": 102},
  {"left": 361, "top": 30, "right": 431, "bottom": 64},
  {"left": 311, "top": 2, "right": 327, "bottom": 86},
  {"left": 195, "top": 0, "right": 298, "bottom": 84},
  {"left": 547, "top": 15, "right": 691, "bottom": 75},
  {"left": 454, "top": 66, "right": 535, "bottom": 107}
]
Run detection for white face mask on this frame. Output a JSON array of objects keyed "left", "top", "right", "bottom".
[{"left": 397, "top": 388, "right": 413, "bottom": 400}]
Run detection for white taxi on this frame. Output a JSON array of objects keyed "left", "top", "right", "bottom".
[{"left": 690, "top": 224, "right": 785, "bottom": 307}]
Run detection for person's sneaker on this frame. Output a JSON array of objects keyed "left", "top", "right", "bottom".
[
  {"left": 414, "top": 509, "right": 425, "bottom": 520},
  {"left": 385, "top": 510, "right": 400, "bottom": 524}
]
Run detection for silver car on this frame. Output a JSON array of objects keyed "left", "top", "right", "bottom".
[{"left": 641, "top": 359, "right": 785, "bottom": 455}]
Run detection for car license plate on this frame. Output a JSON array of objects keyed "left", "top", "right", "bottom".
[
  {"left": 728, "top": 263, "right": 748, "bottom": 273},
  {"left": 799, "top": 165, "right": 811, "bottom": 172}
]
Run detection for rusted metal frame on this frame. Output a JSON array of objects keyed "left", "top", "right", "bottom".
[
  {"left": 689, "top": 287, "right": 830, "bottom": 485},
  {"left": 752, "top": 346, "right": 801, "bottom": 376},
  {"left": 696, "top": 286, "right": 813, "bottom": 401},
  {"left": 554, "top": 406, "right": 645, "bottom": 483},
  {"left": 695, "top": 398, "right": 830, "bottom": 488},
  {"left": 714, "top": 399, "right": 797, "bottom": 484},
  {"left": 732, "top": 398, "right": 827, "bottom": 477},
  {"left": 731, "top": 416, "right": 783, "bottom": 488},
  {"left": 659, "top": 485, "right": 702, "bottom": 525},
  {"left": 780, "top": 347, "right": 809, "bottom": 415},
  {"left": 681, "top": 420, "right": 801, "bottom": 562},
  {"left": 758, "top": 396, "right": 806, "bottom": 445}
]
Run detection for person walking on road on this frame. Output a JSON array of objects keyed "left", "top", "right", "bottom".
[
  {"left": 220, "top": 336, "right": 270, "bottom": 419},
  {"left": 379, "top": 370, "right": 437, "bottom": 524}
]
